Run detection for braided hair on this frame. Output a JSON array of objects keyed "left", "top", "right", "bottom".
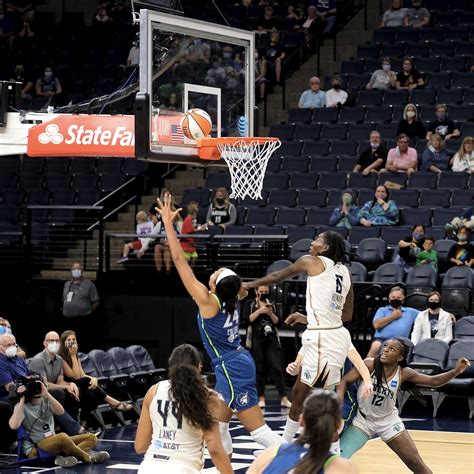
[
  {"left": 320, "top": 231, "right": 350, "bottom": 264},
  {"left": 293, "top": 389, "right": 341, "bottom": 474}
]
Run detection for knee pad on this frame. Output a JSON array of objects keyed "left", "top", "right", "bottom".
[{"left": 219, "top": 422, "right": 232, "bottom": 455}]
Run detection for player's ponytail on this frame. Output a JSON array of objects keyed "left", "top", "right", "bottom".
[
  {"left": 215, "top": 273, "right": 241, "bottom": 315},
  {"left": 168, "top": 344, "right": 215, "bottom": 431},
  {"left": 293, "top": 389, "right": 341, "bottom": 474}
]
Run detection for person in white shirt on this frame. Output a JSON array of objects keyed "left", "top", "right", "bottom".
[
  {"left": 127, "top": 42, "right": 139, "bottom": 68},
  {"left": 451, "top": 136, "right": 474, "bottom": 173},
  {"left": 411, "top": 291, "right": 454, "bottom": 345},
  {"left": 117, "top": 211, "right": 155, "bottom": 263},
  {"left": 326, "top": 76, "right": 348, "bottom": 108},
  {"left": 366, "top": 57, "right": 397, "bottom": 91}
]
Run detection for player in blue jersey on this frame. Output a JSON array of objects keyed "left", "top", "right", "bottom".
[
  {"left": 248, "top": 389, "right": 358, "bottom": 474},
  {"left": 156, "top": 196, "right": 282, "bottom": 454}
]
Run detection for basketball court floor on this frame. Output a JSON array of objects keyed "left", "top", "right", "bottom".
[{"left": 9, "top": 401, "right": 473, "bottom": 473}]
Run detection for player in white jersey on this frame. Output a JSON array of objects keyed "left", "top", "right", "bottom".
[
  {"left": 134, "top": 344, "right": 233, "bottom": 474},
  {"left": 245, "top": 231, "right": 372, "bottom": 443},
  {"left": 338, "top": 338, "right": 470, "bottom": 473}
]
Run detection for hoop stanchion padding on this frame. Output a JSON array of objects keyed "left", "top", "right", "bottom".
[{"left": 198, "top": 137, "right": 281, "bottom": 200}]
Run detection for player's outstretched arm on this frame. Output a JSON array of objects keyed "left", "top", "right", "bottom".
[
  {"left": 402, "top": 358, "right": 470, "bottom": 388},
  {"left": 347, "top": 349, "right": 373, "bottom": 399},
  {"left": 156, "top": 196, "right": 213, "bottom": 309},
  {"left": 336, "top": 359, "right": 373, "bottom": 402}
]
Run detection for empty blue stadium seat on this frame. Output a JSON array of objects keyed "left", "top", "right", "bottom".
[
  {"left": 308, "top": 156, "right": 338, "bottom": 172},
  {"left": 290, "top": 173, "right": 320, "bottom": 190},
  {"left": 432, "top": 207, "right": 466, "bottom": 226},
  {"left": 280, "top": 156, "right": 309, "bottom": 173},
  {"left": 349, "top": 227, "right": 380, "bottom": 244},
  {"left": 389, "top": 189, "right": 419, "bottom": 208},
  {"left": 380, "top": 226, "right": 413, "bottom": 246},
  {"left": 287, "top": 108, "right": 313, "bottom": 124},
  {"left": 287, "top": 226, "right": 316, "bottom": 244},
  {"left": 297, "top": 189, "right": 327, "bottom": 207},
  {"left": 269, "top": 124, "right": 295, "bottom": 140},
  {"left": 294, "top": 124, "right": 321, "bottom": 140},
  {"left": 278, "top": 142, "right": 303, "bottom": 156},
  {"left": 274, "top": 208, "right": 306, "bottom": 226},
  {"left": 312, "top": 108, "right": 338, "bottom": 124},
  {"left": 245, "top": 207, "right": 276, "bottom": 226},
  {"left": 263, "top": 172, "right": 290, "bottom": 189},
  {"left": 401, "top": 208, "right": 433, "bottom": 226},
  {"left": 419, "top": 189, "right": 451, "bottom": 208},
  {"left": 321, "top": 124, "right": 348, "bottom": 140},
  {"left": 267, "top": 189, "right": 298, "bottom": 207},
  {"left": 407, "top": 172, "right": 438, "bottom": 189},
  {"left": 348, "top": 172, "right": 378, "bottom": 189},
  {"left": 317, "top": 172, "right": 347, "bottom": 188},
  {"left": 303, "top": 141, "right": 330, "bottom": 156},
  {"left": 306, "top": 208, "right": 333, "bottom": 226}
]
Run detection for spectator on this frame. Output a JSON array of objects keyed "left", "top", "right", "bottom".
[
  {"left": 411, "top": 292, "right": 453, "bottom": 345},
  {"left": 452, "top": 136, "right": 474, "bottom": 173},
  {"left": 286, "top": 4, "right": 301, "bottom": 21},
  {"left": 396, "top": 103, "right": 426, "bottom": 140},
  {"left": 447, "top": 226, "right": 474, "bottom": 269},
  {"left": 94, "top": 5, "right": 111, "bottom": 23},
  {"left": 0, "top": 333, "right": 28, "bottom": 401},
  {"left": 241, "top": 286, "right": 291, "bottom": 409},
  {"left": 294, "top": 5, "right": 325, "bottom": 40},
  {"left": 366, "top": 57, "right": 397, "bottom": 90},
  {"left": 9, "top": 63, "right": 33, "bottom": 107},
  {"left": 58, "top": 330, "right": 132, "bottom": 428},
  {"left": 426, "top": 104, "right": 460, "bottom": 142},
  {"left": 117, "top": 211, "right": 155, "bottom": 263},
  {"left": 153, "top": 206, "right": 182, "bottom": 273},
  {"left": 394, "top": 224, "right": 425, "bottom": 273},
  {"left": 383, "top": 133, "right": 418, "bottom": 175},
  {"left": 35, "top": 66, "right": 62, "bottom": 106},
  {"left": 0, "top": 318, "right": 26, "bottom": 358},
  {"left": 358, "top": 184, "right": 399, "bottom": 227},
  {"left": 264, "top": 31, "right": 285, "bottom": 84},
  {"left": 206, "top": 187, "right": 237, "bottom": 229},
  {"left": 404, "top": 0, "right": 430, "bottom": 28},
  {"left": 366, "top": 287, "right": 418, "bottom": 357},
  {"left": 325, "top": 75, "right": 347, "bottom": 107},
  {"left": 420, "top": 133, "right": 450, "bottom": 173},
  {"left": 313, "top": 0, "right": 337, "bottom": 34},
  {"left": 329, "top": 190, "right": 360, "bottom": 229},
  {"left": 379, "top": 0, "right": 407, "bottom": 28},
  {"left": 187, "top": 39, "right": 210, "bottom": 64},
  {"left": 396, "top": 57, "right": 424, "bottom": 90},
  {"left": 127, "top": 41, "right": 139, "bottom": 68},
  {"left": 180, "top": 201, "right": 200, "bottom": 266},
  {"left": 257, "top": 6, "right": 280, "bottom": 32},
  {"left": 9, "top": 376, "right": 109, "bottom": 467},
  {"left": 415, "top": 235, "right": 438, "bottom": 272},
  {"left": 353, "top": 130, "right": 387, "bottom": 174},
  {"left": 148, "top": 188, "right": 176, "bottom": 222},
  {"left": 297, "top": 76, "right": 326, "bottom": 108},
  {"left": 255, "top": 51, "right": 268, "bottom": 101},
  {"left": 62, "top": 263, "right": 100, "bottom": 337},
  {"left": 445, "top": 205, "right": 474, "bottom": 237},
  {"left": 16, "top": 12, "right": 33, "bottom": 39}
]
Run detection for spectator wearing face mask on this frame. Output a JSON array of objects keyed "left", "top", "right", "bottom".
[
  {"left": 329, "top": 190, "right": 360, "bottom": 229},
  {"left": 394, "top": 224, "right": 425, "bottom": 273},
  {"left": 35, "top": 66, "right": 62, "bottom": 106},
  {"left": 411, "top": 292, "right": 453, "bottom": 345},
  {"left": 420, "top": 133, "right": 450, "bottom": 173},
  {"left": 206, "top": 187, "right": 237, "bottom": 230},
  {"left": 353, "top": 131, "right": 387, "bottom": 174},
  {"left": 396, "top": 57, "right": 424, "bottom": 90},
  {"left": 404, "top": 0, "right": 430, "bottom": 28},
  {"left": 366, "top": 287, "right": 419, "bottom": 357},
  {"left": 366, "top": 57, "right": 396, "bottom": 90},
  {"left": 397, "top": 103, "right": 426, "bottom": 140},
  {"left": 0, "top": 333, "right": 28, "bottom": 401},
  {"left": 447, "top": 226, "right": 474, "bottom": 269},
  {"left": 0, "top": 318, "right": 26, "bottom": 359},
  {"left": 325, "top": 75, "right": 347, "bottom": 108},
  {"left": 426, "top": 104, "right": 460, "bottom": 141}
]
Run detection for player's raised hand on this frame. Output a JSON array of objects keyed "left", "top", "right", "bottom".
[
  {"left": 359, "top": 381, "right": 374, "bottom": 400},
  {"left": 156, "top": 195, "right": 182, "bottom": 225},
  {"left": 455, "top": 357, "right": 471, "bottom": 375},
  {"left": 284, "top": 312, "right": 308, "bottom": 326}
]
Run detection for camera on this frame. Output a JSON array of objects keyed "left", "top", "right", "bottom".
[
  {"left": 13, "top": 374, "right": 43, "bottom": 399},
  {"left": 256, "top": 297, "right": 275, "bottom": 337}
]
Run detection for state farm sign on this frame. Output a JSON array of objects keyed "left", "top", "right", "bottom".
[{"left": 28, "top": 114, "right": 135, "bottom": 157}]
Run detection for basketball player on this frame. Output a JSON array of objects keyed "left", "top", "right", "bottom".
[
  {"left": 248, "top": 389, "right": 358, "bottom": 474},
  {"left": 135, "top": 344, "right": 232, "bottom": 474},
  {"left": 155, "top": 196, "right": 282, "bottom": 454},
  {"left": 338, "top": 338, "right": 470, "bottom": 473},
  {"left": 244, "top": 231, "right": 371, "bottom": 443}
]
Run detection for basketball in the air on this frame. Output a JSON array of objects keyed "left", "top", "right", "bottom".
[{"left": 181, "top": 108, "right": 212, "bottom": 140}]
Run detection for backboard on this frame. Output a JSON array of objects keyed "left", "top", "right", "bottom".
[{"left": 135, "top": 9, "right": 255, "bottom": 165}]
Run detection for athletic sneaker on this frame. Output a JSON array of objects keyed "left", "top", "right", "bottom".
[
  {"left": 116, "top": 256, "right": 129, "bottom": 264},
  {"left": 55, "top": 455, "right": 78, "bottom": 468},
  {"left": 90, "top": 450, "right": 110, "bottom": 463}
]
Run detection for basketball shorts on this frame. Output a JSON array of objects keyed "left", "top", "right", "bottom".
[
  {"left": 213, "top": 348, "right": 259, "bottom": 412},
  {"left": 300, "top": 326, "right": 352, "bottom": 388},
  {"left": 352, "top": 410, "right": 405, "bottom": 442},
  {"left": 131, "top": 240, "right": 142, "bottom": 250}
]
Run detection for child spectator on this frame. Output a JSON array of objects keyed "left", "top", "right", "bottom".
[
  {"left": 447, "top": 226, "right": 474, "bottom": 269},
  {"left": 416, "top": 235, "right": 438, "bottom": 272},
  {"left": 180, "top": 202, "right": 200, "bottom": 266},
  {"left": 117, "top": 211, "right": 154, "bottom": 263}
]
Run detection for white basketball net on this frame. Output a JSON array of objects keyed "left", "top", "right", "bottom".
[{"left": 218, "top": 139, "right": 281, "bottom": 200}]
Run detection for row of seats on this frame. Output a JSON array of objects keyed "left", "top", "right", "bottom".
[
  {"left": 372, "top": 27, "right": 474, "bottom": 44},
  {"left": 285, "top": 104, "right": 474, "bottom": 126},
  {"left": 361, "top": 40, "right": 474, "bottom": 58},
  {"left": 0, "top": 188, "right": 101, "bottom": 206}
]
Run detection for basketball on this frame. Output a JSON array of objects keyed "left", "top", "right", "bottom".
[{"left": 181, "top": 108, "right": 212, "bottom": 140}]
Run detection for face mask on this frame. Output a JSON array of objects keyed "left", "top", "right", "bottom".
[
  {"left": 71, "top": 269, "right": 81, "bottom": 278},
  {"left": 343, "top": 195, "right": 352, "bottom": 205},
  {"left": 47, "top": 342, "right": 59, "bottom": 354},
  {"left": 333, "top": 84, "right": 341, "bottom": 90},
  {"left": 44, "top": 71, "right": 53, "bottom": 78},
  {"left": 436, "top": 112, "right": 446, "bottom": 121},
  {"left": 428, "top": 301, "right": 440, "bottom": 310},
  {"left": 458, "top": 234, "right": 467, "bottom": 241},
  {"left": 0, "top": 326, "right": 12, "bottom": 335},
  {"left": 406, "top": 111, "right": 415, "bottom": 118},
  {"left": 382, "top": 64, "right": 391, "bottom": 72},
  {"left": 370, "top": 141, "right": 379, "bottom": 148},
  {"left": 5, "top": 346, "right": 17, "bottom": 358},
  {"left": 413, "top": 232, "right": 423, "bottom": 240},
  {"left": 216, "top": 198, "right": 225, "bottom": 205},
  {"left": 390, "top": 299, "right": 403, "bottom": 308}
]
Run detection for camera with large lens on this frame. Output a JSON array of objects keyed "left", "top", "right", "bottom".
[
  {"left": 13, "top": 373, "right": 43, "bottom": 399},
  {"left": 256, "top": 296, "right": 275, "bottom": 337}
]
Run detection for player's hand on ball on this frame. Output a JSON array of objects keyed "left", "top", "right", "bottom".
[
  {"left": 455, "top": 357, "right": 471, "bottom": 374},
  {"left": 156, "top": 196, "right": 182, "bottom": 225},
  {"left": 284, "top": 312, "right": 308, "bottom": 326},
  {"left": 359, "top": 381, "right": 374, "bottom": 400},
  {"left": 286, "top": 362, "right": 300, "bottom": 376}
]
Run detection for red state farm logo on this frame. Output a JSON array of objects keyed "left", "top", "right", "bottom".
[{"left": 39, "top": 124, "right": 64, "bottom": 144}]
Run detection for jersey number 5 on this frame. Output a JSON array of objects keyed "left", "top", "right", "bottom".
[{"left": 335, "top": 274, "right": 343, "bottom": 294}]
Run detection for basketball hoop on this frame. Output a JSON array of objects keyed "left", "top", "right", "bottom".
[{"left": 198, "top": 137, "right": 281, "bottom": 200}]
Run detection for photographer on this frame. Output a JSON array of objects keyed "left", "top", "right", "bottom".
[
  {"left": 9, "top": 374, "right": 109, "bottom": 467},
  {"left": 241, "top": 286, "right": 291, "bottom": 408}
]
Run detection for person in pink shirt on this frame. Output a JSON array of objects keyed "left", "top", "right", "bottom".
[{"left": 382, "top": 134, "right": 418, "bottom": 175}]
